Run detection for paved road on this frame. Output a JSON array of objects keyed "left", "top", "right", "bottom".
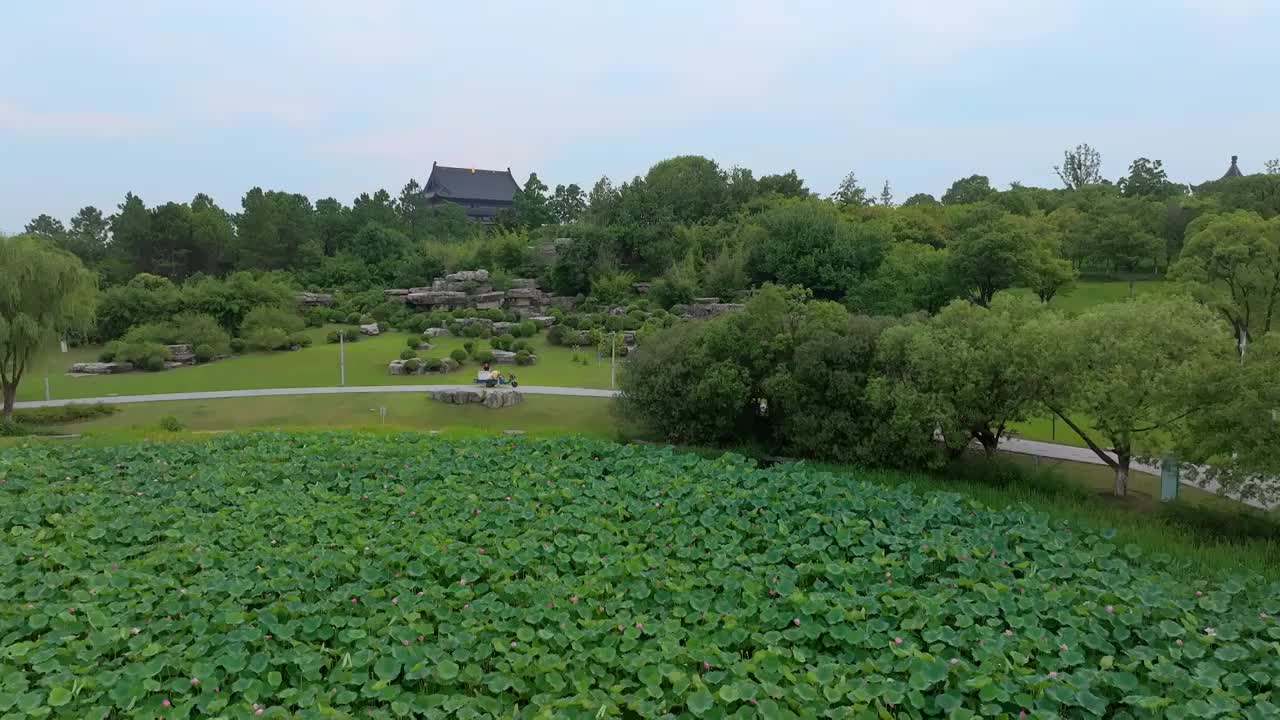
[{"left": 14, "top": 385, "right": 1272, "bottom": 510}]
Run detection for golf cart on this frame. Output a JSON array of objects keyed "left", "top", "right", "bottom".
[{"left": 474, "top": 370, "right": 518, "bottom": 388}]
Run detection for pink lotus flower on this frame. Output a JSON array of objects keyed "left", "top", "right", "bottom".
[
  {"left": 69, "top": 608, "right": 76, "bottom": 614},
  {"left": 351, "top": 598, "right": 358, "bottom": 603},
  {"left": 1020, "top": 712, "right": 1027, "bottom": 718},
  {"left": 1105, "top": 605, "right": 1114, "bottom": 614},
  {"left": 1059, "top": 644, "right": 1069, "bottom": 651},
  {"left": 510, "top": 641, "right": 517, "bottom": 648},
  {"left": 459, "top": 578, "right": 467, "bottom": 586},
  {"left": 1204, "top": 627, "right": 1216, "bottom": 636},
  {"left": 505, "top": 496, "right": 511, "bottom": 501},
  {"left": 1048, "top": 671, "right": 1058, "bottom": 679},
  {"left": 893, "top": 637, "right": 903, "bottom": 645},
  {"left": 702, "top": 662, "right": 711, "bottom": 670},
  {"left": 1176, "top": 639, "right": 1183, "bottom": 647},
  {"left": 402, "top": 639, "right": 409, "bottom": 646},
  {"left": 478, "top": 548, "right": 486, "bottom": 554},
  {"left": 162, "top": 699, "right": 171, "bottom": 708},
  {"left": 949, "top": 658, "right": 959, "bottom": 665},
  {"left": 190, "top": 677, "right": 199, "bottom": 686},
  {"left": 131, "top": 627, "right": 140, "bottom": 635},
  {"left": 391, "top": 598, "right": 398, "bottom": 605},
  {"left": 1195, "top": 591, "right": 1203, "bottom": 597},
  {"left": 635, "top": 622, "right": 643, "bottom": 630},
  {"left": 256, "top": 710, "right": 264, "bottom": 717},
  {"left": 569, "top": 595, "right": 579, "bottom": 604},
  {"left": 418, "top": 635, "right": 424, "bottom": 641},
  {"left": 792, "top": 618, "right": 801, "bottom": 627},
  {"left": 1003, "top": 630, "right": 1013, "bottom": 636}
]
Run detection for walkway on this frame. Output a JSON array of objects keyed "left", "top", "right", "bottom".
[{"left": 14, "top": 386, "right": 1272, "bottom": 510}]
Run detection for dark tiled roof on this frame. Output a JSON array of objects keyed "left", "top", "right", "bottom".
[
  {"left": 1222, "top": 155, "right": 1244, "bottom": 179},
  {"left": 423, "top": 163, "right": 520, "bottom": 203}
]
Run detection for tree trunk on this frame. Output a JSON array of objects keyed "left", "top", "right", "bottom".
[
  {"left": 1114, "top": 452, "right": 1130, "bottom": 497},
  {"left": 974, "top": 429, "right": 999, "bottom": 460},
  {"left": 1, "top": 383, "right": 15, "bottom": 424}
]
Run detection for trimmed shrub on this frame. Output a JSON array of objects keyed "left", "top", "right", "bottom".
[
  {"left": 463, "top": 341, "right": 475, "bottom": 355},
  {"left": 287, "top": 332, "right": 313, "bottom": 349},
  {"left": 482, "top": 309, "right": 506, "bottom": 322},
  {"left": 404, "top": 358, "right": 423, "bottom": 373},
  {"left": 471, "top": 349, "right": 495, "bottom": 364},
  {"left": 518, "top": 321, "right": 538, "bottom": 337},
  {"left": 462, "top": 323, "right": 488, "bottom": 338},
  {"left": 423, "top": 357, "right": 444, "bottom": 371},
  {"left": 399, "top": 348, "right": 419, "bottom": 361},
  {"left": 515, "top": 350, "right": 533, "bottom": 366},
  {"left": 158, "top": 415, "right": 185, "bottom": 432},
  {"left": 304, "top": 307, "right": 328, "bottom": 327},
  {"left": 407, "top": 336, "right": 421, "bottom": 350},
  {"left": 450, "top": 348, "right": 468, "bottom": 365},
  {"left": 193, "top": 344, "right": 215, "bottom": 363},
  {"left": 547, "top": 325, "right": 566, "bottom": 345},
  {"left": 325, "top": 327, "right": 361, "bottom": 344},
  {"left": 230, "top": 338, "right": 247, "bottom": 353},
  {"left": 427, "top": 312, "right": 448, "bottom": 328},
  {"left": 512, "top": 340, "right": 531, "bottom": 354},
  {"left": 242, "top": 305, "right": 305, "bottom": 336},
  {"left": 99, "top": 342, "right": 121, "bottom": 363},
  {"left": 446, "top": 321, "right": 464, "bottom": 336},
  {"left": 490, "top": 334, "right": 515, "bottom": 351},
  {"left": 245, "top": 327, "right": 290, "bottom": 352},
  {"left": 346, "top": 312, "right": 363, "bottom": 325}
]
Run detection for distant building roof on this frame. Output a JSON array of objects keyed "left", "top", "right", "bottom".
[
  {"left": 1222, "top": 155, "right": 1244, "bottom": 179},
  {"left": 423, "top": 162, "right": 520, "bottom": 203}
]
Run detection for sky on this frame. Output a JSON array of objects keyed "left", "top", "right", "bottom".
[{"left": 2, "top": 0, "right": 1278, "bottom": 232}]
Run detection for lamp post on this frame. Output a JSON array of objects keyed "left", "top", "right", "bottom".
[
  {"left": 610, "top": 332, "right": 617, "bottom": 389},
  {"left": 339, "top": 331, "right": 346, "bottom": 387}
]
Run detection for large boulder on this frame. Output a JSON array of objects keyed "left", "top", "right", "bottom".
[
  {"left": 166, "top": 344, "right": 195, "bottom": 363},
  {"left": 445, "top": 269, "right": 490, "bottom": 283},
  {"left": 296, "top": 292, "right": 334, "bottom": 306},
  {"left": 440, "top": 357, "right": 461, "bottom": 373},
  {"left": 360, "top": 323, "right": 381, "bottom": 336},
  {"left": 423, "top": 327, "right": 451, "bottom": 338},
  {"left": 427, "top": 387, "right": 522, "bottom": 408},
  {"left": 492, "top": 321, "right": 515, "bottom": 335},
  {"left": 491, "top": 350, "right": 518, "bottom": 364},
  {"left": 388, "top": 360, "right": 408, "bottom": 375},
  {"left": 504, "top": 287, "right": 541, "bottom": 301},
  {"left": 511, "top": 278, "right": 539, "bottom": 290},
  {"left": 460, "top": 317, "right": 494, "bottom": 330},
  {"left": 68, "top": 361, "right": 134, "bottom": 375},
  {"left": 528, "top": 315, "right": 557, "bottom": 327},
  {"left": 384, "top": 288, "right": 410, "bottom": 297},
  {"left": 406, "top": 291, "right": 468, "bottom": 307}
]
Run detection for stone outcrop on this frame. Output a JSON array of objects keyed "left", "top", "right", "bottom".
[
  {"left": 296, "top": 292, "right": 335, "bottom": 306},
  {"left": 528, "top": 316, "right": 557, "bottom": 327},
  {"left": 386, "top": 269, "right": 553, "bottom": 314},
  {"left": 491, "top": 350, "right": 518, "bottom": 364},
  {"left": 360, "top": 323, "right": 381, "bottom": 336},
  {"left": 68, "top": 361, "right": 134, "bottom": 375},
  {"left": 428, "top": 387, "right": 522, "bottom": 408},
  {"left": 406, "top": 291, "right": 468, "bottom": 308},
  {"left": 423, "top": 327, "right": 451, "bottom": 338},
  {"left": 492, "top": 321, "right": 515, "bottom": 335},
  {"left": 682, "top": 302, "right": 745, "bottom": 319},
  {"left": 472, "top": 291, "right": 506, "bottom": 310}
]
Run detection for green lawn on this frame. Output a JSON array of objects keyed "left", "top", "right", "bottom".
[
  {"left": 1004, "top": 278, "right": 1169, "bottom": 314},
  {"left": 19, "top": 326, "right": 616, "bottom": 401},
  {"left": 57, "top": 393, "right": 620, "bottom": 438}
]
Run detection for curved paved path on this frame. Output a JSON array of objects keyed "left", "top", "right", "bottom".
[{"left": 14, "top": 386, "right": 1272, "bottom": 510}]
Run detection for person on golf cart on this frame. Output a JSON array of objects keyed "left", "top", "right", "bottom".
[{"left": 482, "top": 360, "right": 491, "bottom": 373}]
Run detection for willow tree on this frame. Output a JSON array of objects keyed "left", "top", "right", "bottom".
[{"left": 0, "top": 234, "right": 97, "bottom": 421}]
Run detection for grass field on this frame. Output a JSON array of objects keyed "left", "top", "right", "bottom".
[
  {"left": 19, "top": 325, "right": 616, "bottom": 401},
  {"left": 53, "top": 393, "right": 620, "bottom": 438},
  {"left": 1004, "top": 278, "right": 1169, "bottom": 314}
]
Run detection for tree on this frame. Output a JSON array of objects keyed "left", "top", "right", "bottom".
[
  {"left": 351, "top": 189, "right": 398, "bottom": 231},
  {"left": 0, "top": 235, "right": 97, "bottom": 420},
  {"left": 756, "top": 170, "right": 808, "bottom": 199},
  {"left": 831, "top": 172, "right": 869, "bottom": 207},
  {"left": 743, "top": 200, "right": 887, "bottom": 300},
  {"left": 875, "top": 181, "right": 894, "bottom": 208},
  {"left": 846, "top": 242, "right": 953, "bottom": 315},
  {"left": 1265, "top": 159, "right": 1279, "bottom": 175},
  {"left": 726, "top": 166, "right": 759, "bottom": 206},
  {"left": 943, "top": 213, "right": 1036, "bottom": 306},
  {"left": 643, "top": 156, "right": 730, "bottom": 223},
  {"left": 548, "top": 183, "right": 587, "bottom": 224},
  {"left": 902, "top": 193, "right": 940, "bottom": 208},
  {"left": 66, "top": 206, "right": 110, "bottom": 266},
  {"left": 1035, "top": 298, "right": 1230, "bottom": 496},
  {"left": 395, "top": 180, "right": 428, "bottom": 239},
  {"left": 1173, "top": 335, "right": 1280, "bottom": 504},
  {"left": 234, "top": 188, "right": 321, "bottom": 271},
  {"left": 873, "top": 296, "right": 1049, "bottom": 459},
  {"left": 348, "top": 222, "right": 411, "bottom": 269},
  {"left": 1028, "top": 242, "right": 1077, "bottom": 303},
  {"left": 315, "top": 198, "right": 353, "bottom": 256},
  {"left": 941, "top": 175, "right": 995, "bottom": 206},
  {"left": 511, "top": 173, "right": 552, "bottom": 229},
  {"left": 1118, "top": 157, "right": 1183, "bottom": 200},
  {"left": 1054, "top": 143, "right": 1103, "bottom": 189},
  {"left": 586, "top": 176, "right": 620, "bottom": 221},
  {"left": 109, "top": 192, "right": 153, "bottom": 277},
  {"left": 23, "top": 214, "right": 66, "bottom": 239},
  {"left": 1170, "top": 211, "right": 1280, "bottom": 361}
]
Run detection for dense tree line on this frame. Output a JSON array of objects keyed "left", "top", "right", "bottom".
[{"left": 619, "top": 285, "right": 1279, "bottom": 502}]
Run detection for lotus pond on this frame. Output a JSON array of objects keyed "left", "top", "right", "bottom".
[{"left": 1, "top": 433, "right": 1277, "bottom": 719}]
